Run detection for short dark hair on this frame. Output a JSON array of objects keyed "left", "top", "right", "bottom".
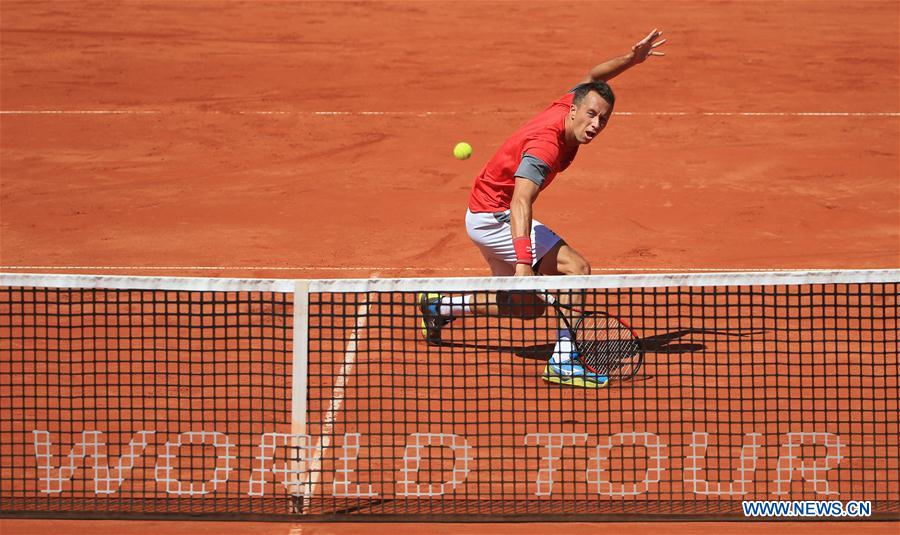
[{"left": 572, "top": 81, "right": 615, "bottom": 109}]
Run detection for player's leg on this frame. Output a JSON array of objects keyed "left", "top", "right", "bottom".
[
  {"left": 419, "top": 212, "right": 576, "bottom": 348},
  {"left": 418, "top": 255, "right": 545, "bottom": 344},
  {"left": 536, "top": 239, "right": 590, "bottom": 318},
  {"left": 465, "top": 213, "right": 557, "bottom": 316},
  {"left": 536, "top": 240, "right": 590, "bottom": 324},
  {"left": 453, "top": 215, "right": 588, "bottom": 319},
  {"left": 419, "top": 211, "right": 516, "bottom": 344},
  {"left": 535, "top": 241, "right": 591, "bottom": 276},
  {"left": 534, "top": 239, "right": 607, "bottom": 387},
  {"left": 449, "top": 210, "right": 546, "bottom": 317}
]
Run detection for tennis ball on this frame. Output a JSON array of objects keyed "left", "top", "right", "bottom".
[{"left": 453, "top": 142, "right": 472, "bottom": 160}]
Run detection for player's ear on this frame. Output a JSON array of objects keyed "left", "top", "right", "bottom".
[{"left": 569, "top": 104, "right": 577, "bottom": 118}]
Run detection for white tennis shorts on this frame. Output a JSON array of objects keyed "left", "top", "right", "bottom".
[{"left": 465, "top": 209, "right": 563, "bottom": 275}]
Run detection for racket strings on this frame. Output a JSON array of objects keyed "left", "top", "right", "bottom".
[{"left": 575, "top": 314, "right": 642, "bottom": 378}]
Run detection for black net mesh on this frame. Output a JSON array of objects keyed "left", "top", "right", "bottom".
[
  {"left": 0, "top": 287, "right": 294, "bottom": 516},
  {"left": 1, "top": 277, "right": 897, "bottom": 520}
]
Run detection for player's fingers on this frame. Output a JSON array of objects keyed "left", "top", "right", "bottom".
[
  {"left": 652, "top": 38, "right": 667, "bottom": 48},
  {"left": 649, "top": 51, "right": 665, "bottom": 56}
]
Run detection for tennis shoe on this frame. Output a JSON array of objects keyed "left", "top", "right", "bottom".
[
  {"left": 417, "top": 292, "right": 455, "bottom": 345},
  {"left": 542, "top": 353, "right": 609, "bottom": 388}
]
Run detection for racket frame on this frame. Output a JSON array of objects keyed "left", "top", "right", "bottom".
[{"left": 538, "top": 290, "right": 644, "bottom": 380}]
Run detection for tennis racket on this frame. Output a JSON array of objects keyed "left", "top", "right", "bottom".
[{"left": 539, "top": 291, "right": 644, "bottom": 380}]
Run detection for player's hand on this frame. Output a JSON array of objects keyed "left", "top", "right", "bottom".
[
  {"left": 515, "top": 264, "right": 534, "bottom": 277},
  {"left": 631, "top": 28, "right": 666, "bottom": 64}
]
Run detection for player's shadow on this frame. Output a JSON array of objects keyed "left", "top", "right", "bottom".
[
  {"left": 432, "top": 327, "right": 762, "bottom": 382},
  {"left": 433, "top": 327, "right": 752, "bottom": 360}
]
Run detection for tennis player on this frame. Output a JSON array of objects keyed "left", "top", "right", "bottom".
[{"left": 420, "top": 29, "right": 666, "bottom": 388}]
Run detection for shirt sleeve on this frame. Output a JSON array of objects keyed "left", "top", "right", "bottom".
[
  {"left": 514, "top": 153, "right": 553, "bottom": 186},
  {"left": 522, "top": 133, "right": 561, "bottom": 173}
]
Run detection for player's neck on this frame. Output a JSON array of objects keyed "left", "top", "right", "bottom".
[
  {"left": 563, "top": 126, "right": 580, "bottom": 147},
  {"left": 562, "top": 116, "right": 579, "bottom": 147}
]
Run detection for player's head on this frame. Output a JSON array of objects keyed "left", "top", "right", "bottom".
[{"left": 567, "top": 81, "right": 615, "bottom": 145}]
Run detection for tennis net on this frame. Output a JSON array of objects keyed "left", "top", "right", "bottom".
[{"left": 0, "top": 270, "right": 897, "bottom": 520}]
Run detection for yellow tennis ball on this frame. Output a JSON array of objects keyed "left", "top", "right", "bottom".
[{"left": 453, "top": 142, "right": 472, "bottom": 160}]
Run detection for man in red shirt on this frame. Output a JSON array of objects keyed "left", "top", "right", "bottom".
[{"left": 421, "top": 30, "right": 666, "bottom": 388}]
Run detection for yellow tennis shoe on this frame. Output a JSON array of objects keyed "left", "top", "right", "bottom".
[
  {"left": 417, "top": 292, "right": 454, "bottom": 346},
  {"left": 542, "top": 355, "right": 609, "bottom": 388}
]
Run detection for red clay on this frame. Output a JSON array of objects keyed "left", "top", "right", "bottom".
[
  {"left": 1, "top": 1, "right": 897, "bottom": 279},
  {"left": 1, "top": 0, "right": 898, "bottom": 532}
]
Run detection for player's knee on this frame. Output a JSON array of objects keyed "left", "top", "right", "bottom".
[
  {"left": 577, "top": 260, "right": 591, "bottom": 276},
  {"left": 562, "top": 258, "right": 591, "bottom": 276}
]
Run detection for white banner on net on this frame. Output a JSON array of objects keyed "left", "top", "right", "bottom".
[
  {"left": 2, "top": 268, "right": 898, "bottom": 294},
  {"left": 308, "top": 269, "right": 900, "bottom": 293}
]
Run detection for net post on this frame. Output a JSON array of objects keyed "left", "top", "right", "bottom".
[{"left": 290, "top": 279, "right": 310, "bottom": 513}]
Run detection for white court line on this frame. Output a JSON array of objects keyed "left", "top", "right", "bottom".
[
  {"left": 0, "top": 110, "right": 162, "bottom": 115},
  {"left": 302, "top": 111, "right": 900, "bottom": 117},
  {"left": 0, "top": 110, "right": 897, "bottom": 117},
  {"left": 624, "top": 111, "right": 900, "bottom": 117},
  {"left": 0, "top": 265, "right": 891, "bottom": 273},
  {"left": 303, "top": 290, "right": 371, "bottom": 511},
  {"left": 0, "top": 265, "right": 488, "bottom": 272}
]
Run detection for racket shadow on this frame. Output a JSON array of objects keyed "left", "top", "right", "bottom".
[{"left": 640, "top": 328, "right": 764, "bottom": 354}]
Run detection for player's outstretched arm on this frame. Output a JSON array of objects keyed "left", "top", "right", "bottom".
[{"left": 579, "top": 29, "right": 667, "bottom": 84}]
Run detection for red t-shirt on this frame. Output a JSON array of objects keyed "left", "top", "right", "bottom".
[{"left": 468, "top": 92, "right": 579, "bottom": 212}]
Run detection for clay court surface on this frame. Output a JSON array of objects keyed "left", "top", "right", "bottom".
[{"left": 1, "top": 0, "right": 898, "bottom": 533}]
